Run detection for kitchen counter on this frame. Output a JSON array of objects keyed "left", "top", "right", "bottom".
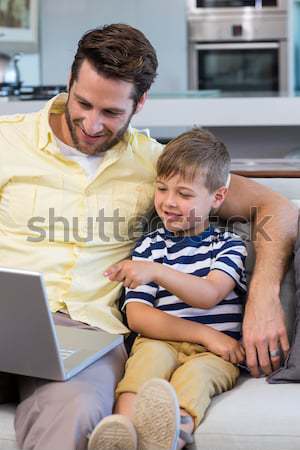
[
  {"left": 231, "top": 158, "right": 300, "bottom": 177},
  {"left": 0, "top": 99, "right": 45, "bottom": 115},
  {"left": 133, "top": 96, "right": 300, "bottom": 128},
  {"left": 2, "top": 96, "right": 300, "bottom": 128}
]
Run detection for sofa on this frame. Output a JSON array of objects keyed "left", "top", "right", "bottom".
[
  {"left": 191, "top": 176, "right": 300, "bottom": 450},
  {"left": 1, "top": 176, "right": 300, "bottom": 450}
]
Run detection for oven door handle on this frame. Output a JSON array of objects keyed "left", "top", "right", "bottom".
[{"left": 194, "top": 42, "right": 280, "bottom": 50}]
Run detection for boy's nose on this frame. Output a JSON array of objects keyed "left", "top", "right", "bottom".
[{"left": 165, "top": 193, "right": 177, "bottom": 207}]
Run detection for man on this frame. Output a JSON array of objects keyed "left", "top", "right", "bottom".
[{"left": 0, "top": 23, "right": 297, "bottom": 450}]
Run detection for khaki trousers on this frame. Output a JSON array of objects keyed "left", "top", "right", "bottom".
[
  {"left": 116, "top": 336, "right": 239, "bottom": 427},
  {"left": 14, "top": 313, "right": 127, "bottom": 450}
]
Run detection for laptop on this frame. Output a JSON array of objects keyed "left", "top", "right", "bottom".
[{"left": 0, "top": 267, "right": 123, "bottom": 381}]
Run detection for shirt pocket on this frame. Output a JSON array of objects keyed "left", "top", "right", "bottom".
[
  {"left": 134, "top": 181, "right": 155, "bottom": 217},
  {"left": 113, "top": 181, "right": 155, "bottom": 241},
  {"left": 93, "top": 183, "right": 137, "bottom": 243},
  {"left": 93, "top": 181, "right": 147, "bottom": 243},
  {"left": 33, "top": 175, "right": 64, "bottom": 227},
  {"left": 131, "top": 181, "right": 155, "bottom": 239},
  {"left": 1, "top": 175, "right": 64, "bottom": 232},
  {"left": 1, "top": 182, "right": 36, "bottom": 227},
  {"left": 112, "top": 182, "right": 140, "bottom": 241}
]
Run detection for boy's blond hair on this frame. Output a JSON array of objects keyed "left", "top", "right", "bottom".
[{"left": 157, "top": 128, "right": 230, "bottom": 193}]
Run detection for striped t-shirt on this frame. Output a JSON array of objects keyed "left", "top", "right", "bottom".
[{"left": 124, "top": 226, "right": 247, "bottom": 340}]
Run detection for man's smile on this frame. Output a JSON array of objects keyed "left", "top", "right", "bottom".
[{"left": 78, "top": 126, "right": 108, "bottom": 144}]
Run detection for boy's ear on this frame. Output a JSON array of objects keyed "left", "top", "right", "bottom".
[{"left": 212, "top": 186, "right": 228, "bottom": 209}]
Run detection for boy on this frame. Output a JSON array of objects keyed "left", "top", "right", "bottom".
[{"left": 88, "top": 128, "right": 247, "bottom": 450}]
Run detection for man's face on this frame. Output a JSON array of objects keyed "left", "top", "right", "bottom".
[{"left": 63, "top": 60, "right": 143, "bottom": 155}]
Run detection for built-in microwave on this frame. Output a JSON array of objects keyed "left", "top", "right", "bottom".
[{"left": 187, "top": 0, "right": 287, "bottom": 11}]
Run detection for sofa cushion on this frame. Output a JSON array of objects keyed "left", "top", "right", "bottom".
[
  {"left": 230, "top": 221, "right": 296, "bottom": 342},
  {"left": 189, "top": 375, "right": 300, "bottom": 450},
  {"left": 0, "top": 404, "right": 18, "bottom": 450},
  {"left": 268, "top": 236, "right": 300, "bottom": 383}
]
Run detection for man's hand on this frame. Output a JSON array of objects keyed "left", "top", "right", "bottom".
[
  {"left": 205, "top": 330, "right": 245, "bottom": 365},
  {"left": 104, "top": 260, "right": 159, "bottom": 288},
  {"left": 243, "top": 283, "right": 290, "bottom": 377}
]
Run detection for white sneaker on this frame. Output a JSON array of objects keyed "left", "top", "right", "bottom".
[
  {"left": 88, "top": 414, "right": 137, "bottom": 450},
  {"left": 133, "top": 378, "right": 180, "bottom": 450}
]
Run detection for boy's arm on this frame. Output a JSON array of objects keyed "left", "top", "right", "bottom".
[
  {"left": 105, "top": 237, "right": 246, "bottom": 309},
  {"left": 126, "top": 302, "right": 245, "bottom": 364},
  {"left": 106, "top": 259, "right": 236, "bottom": 308},
  {"left": 154, "top": 265, "right": 237, "bottom": 309}
]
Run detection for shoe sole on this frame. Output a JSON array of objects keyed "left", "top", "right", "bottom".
[
  {"left": 133, "top": 378, "right": 180, "bottom": 450},
  {"left": 88, "top": 414, "right": 137, "bottom": 450}
]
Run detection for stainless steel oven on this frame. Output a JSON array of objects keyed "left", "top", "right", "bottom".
[{"left": 187, "top": 1, "right": 289, "bottom": 95}]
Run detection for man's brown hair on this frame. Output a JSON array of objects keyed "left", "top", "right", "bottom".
[
  {"left": 70, "top": 23, "right": 158, "bottom": 106},
  {"left": 157, "top": 128, "right": 230, "bottom": 193}
]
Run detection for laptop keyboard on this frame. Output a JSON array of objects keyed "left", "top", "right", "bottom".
[{"left": 59, "top": 348, "right": 77, "bottom": 360}]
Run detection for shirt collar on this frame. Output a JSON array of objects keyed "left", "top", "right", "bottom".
[
  {"left": 162, "top": 225, "right": 214, "bottom": 244},
  {"left": 38, "top": 93, "right": 67, "bottom": 152}
]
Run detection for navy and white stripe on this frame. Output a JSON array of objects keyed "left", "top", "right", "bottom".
[{"left": 124, "top": 226, "right": 247, "bottom": 340}]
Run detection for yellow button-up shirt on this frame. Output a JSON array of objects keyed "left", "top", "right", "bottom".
[{"left": 0, "top": 94, "right": 163, "bottom": 334}]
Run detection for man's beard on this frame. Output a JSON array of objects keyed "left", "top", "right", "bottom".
[{"left": 64, "top": 103, "right": 133, "bottom": 155}]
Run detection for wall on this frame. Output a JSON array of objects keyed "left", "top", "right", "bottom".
[
  {"left": 39, "top": 0, "right": 188, "bottom": 92},
  {"left": 18, "top": 53, "right": 40, "bottom": 85}
]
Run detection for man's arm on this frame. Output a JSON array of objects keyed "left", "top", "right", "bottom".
[
  {"left": 218, "top": 174, "right": 298, "bottom": 377},
  {"left": 126, "top": 302, "right": 245, "bottom": 364}
]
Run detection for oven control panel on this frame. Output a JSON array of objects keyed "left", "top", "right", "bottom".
[
  {"left": 188, "top": 14, "right": 287, "bottom": 42},
  {"left": 231, "top": 24, "right": 243, "bottom": 37}
]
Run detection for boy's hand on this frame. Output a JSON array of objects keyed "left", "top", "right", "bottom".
[
  {"left": 205, "top": 331, "right": 245, "bottom": 365},
  {"left": 104, "top": 260, "right": 158, "bottom": 288}
]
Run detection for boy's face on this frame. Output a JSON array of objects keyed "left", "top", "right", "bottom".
[{"left": 154, "top": 172, "right": 227, "bottom": 235}]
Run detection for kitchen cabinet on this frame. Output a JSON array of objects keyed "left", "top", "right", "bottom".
[{"left": 0, "top": 0, "right": 38, "bottom": 54}]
